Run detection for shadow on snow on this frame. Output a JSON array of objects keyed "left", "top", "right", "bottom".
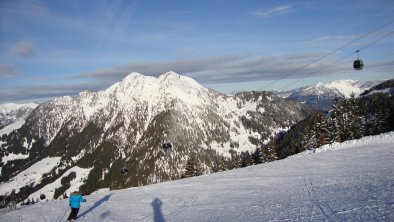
[
  {"left": 152, "top": 198, "right": 166, "bottom": 222},
  {"left": 77, "top": 193, "right": 113, "bottom": 219}
]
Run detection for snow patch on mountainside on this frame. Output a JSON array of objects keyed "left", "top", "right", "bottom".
[
  {"left": 0, "top": 153, "right": 29, "bottom": 176},
  {"left": 276, "top": 79, "right": 382, "bottom": 110},
  {"left": 27, "top": 166, "right": 92, "bottom": 201},
  {"left": 277, "top": 79, "right": 381, "bottom": 99},
  {"left": 0, "top": 103, "right": 38, "bottom": 113},
  {"left": 362, "top": 87, "right": 394, "bottom": 97},
  {"left": 0, "top": 103, "right": 38, "bottom": 127},
  {"left": 321, "top": 79, "right": 362, "bottom": 98},
  {"left": 0, "top": 157, "right": 61, "bottom": 194},
  {"left": 0, "top": 119, "right": 25, "bottom": 136}
]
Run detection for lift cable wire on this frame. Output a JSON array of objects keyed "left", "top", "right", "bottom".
[
  {"left": 259, "top": 18, "right": 394, "bottom": 91},
  {"left": 278, "top": 29, "right": 394, "bottom": 91}
]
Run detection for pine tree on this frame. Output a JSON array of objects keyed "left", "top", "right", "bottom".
[
  {"left": 303, "top": 126, "right": 317, "bottom": 150},
  {"left": 240, "top": 151, "right": 253, "bottom": 167},
  {"left": 330, "top": 98, "right": 344, "bottom": 142},
  {"left": 228, "top": 150, "right": 241, "bottom": 169},
  {"left": 304, "top": 113, "right": 331, "bottom": 149},
  {"left": 184, "top": 155, "right": 201, "bottom": 178},
  {"left": 252, "top": 148, "right": 262, "bottom": 165},
  {"left": 212, "top": 156, "right": 226, "bottom": 172},
  {"left": 370, "top": 109, "right": 387, "bottom": 135},
  {"left": 261, "top": 140, "right": 278, "bottom": 162},
  {"left": 347, "top": 94, "right": 364, "bottom": 139},
  {"left": 317, "top": 113, "right": 331, "bottom": 146}
]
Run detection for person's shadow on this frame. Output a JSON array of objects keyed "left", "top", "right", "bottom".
[
  {"left": 77, "top": 193, "right": 113, "bottom": 219},
  {"left": 151, "top": 198, "right": 166, "bottom": 222}
]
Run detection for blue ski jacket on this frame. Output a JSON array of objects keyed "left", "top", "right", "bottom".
[{"left": 69, "top": 191, "right": 86, "bottom": 209}]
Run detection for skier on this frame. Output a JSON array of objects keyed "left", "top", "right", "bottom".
[
  {"left": 67, "top": 191, "right": 86, "bottom": 222},
  {"left": 8, "top": 189, "right": 17, "bottom": 211}
]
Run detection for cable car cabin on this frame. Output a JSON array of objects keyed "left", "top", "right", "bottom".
[
  {"left": 120, "top": 168, "right": 128, "bottom": 175},
  {"left": 353, "top": 59, "right": 364, "bottom": 70},
  {"left": 162, "top": 143, "right": 172, "bottom": 151}
]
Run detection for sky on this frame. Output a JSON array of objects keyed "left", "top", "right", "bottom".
[{"left": 0, "top": 0, "right": 393, "bottom": 103}]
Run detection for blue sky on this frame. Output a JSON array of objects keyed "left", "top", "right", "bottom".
[{"left": 0, "top": 0, "right": 393, "bottom": 103}]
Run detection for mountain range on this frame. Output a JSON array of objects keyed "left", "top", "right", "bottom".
[
  {"left": 0, "top": 72, "right": 312, "bottom": 198},
  {"left": 0, "top": 103, "right": 38, "bottom": 130},
  {"left": 276, "top": 79, "right": 383, "bottom": 110}
]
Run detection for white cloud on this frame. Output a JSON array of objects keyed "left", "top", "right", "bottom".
[
  {"left": 253, "top": 5, "right": 294, "bottom": 18},
  {"left": 1, "top": 54, "right": 393, "bottom": 103},
  {"left": 10, "top": 40, "right": 38, "bottom": 58}
]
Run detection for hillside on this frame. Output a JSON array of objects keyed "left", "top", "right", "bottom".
[
  {"left": 0, "top": 132, "right": 393, "bottom": 222},
  {"left": 273, "top": 79, "right": 394, "bottom": 159},
  {"left": 0, "top": 103, "right": 38, "bottom": 132},
  {"left": 0, "top": 72, "right": 312, "bottom": 198}
]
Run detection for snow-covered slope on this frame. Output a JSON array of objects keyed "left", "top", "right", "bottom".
[
  {"left": 0, "top": 157, "right": 61, "bottom": 194},
  {"left": 0, "top": 103, "right": 38, "bottom": 127},
  {"left": 1, "top": 132, "right": 393, "bottom": 221},
  {"left": 276, "top": 79, "right": 382, "bottom": 110}
]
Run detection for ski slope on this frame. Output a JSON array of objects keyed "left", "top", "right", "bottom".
[{"left": 1, "top": 132, "right": 393, "bottom": 222}]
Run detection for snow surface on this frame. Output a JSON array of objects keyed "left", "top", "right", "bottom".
[
  {"left": 27, "top": 166, "right": 92, "bottom": 202},
  {"left": 319, "top": 79, "right": 362, "bottom": 98},
  {"left": 1, "top": 132, "right": 393, "bottom": 221},
  {"left": 0, "top": 118, "right": 25, "bottom": 136},
  {"left": 0, "top": 153, "right": 29, "bottom": 175},
  {"left": 362, "top": 87, "right": 394, "bottom": 97},
  {"left": 0, "top": 157, "right": 61, "bottom": 195},
  {"left": 276, "top": 79, "right": 381, "bottom": 99},
  {"left": 0, "top": 103, "right": 38, "bottom": 114}
]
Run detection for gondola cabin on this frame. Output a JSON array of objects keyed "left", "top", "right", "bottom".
[
  {"left": 120, "top": 168, "right": 128, "bottom": 175},
  {"left": 162, "top": 143, "right": 172, "bottom": 151},
  {"left": 353, "top": 50, "right": 364, "bottom": 70},
  {"left": 40, "top": 194, "right": 46, "bottom": 200},
  {"left": 353, "top": 59, "right": 364, "bottom": 70}
]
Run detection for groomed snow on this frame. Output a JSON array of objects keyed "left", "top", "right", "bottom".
[{"left": 1, "top": 132, "right": 393, "bottom": 221}]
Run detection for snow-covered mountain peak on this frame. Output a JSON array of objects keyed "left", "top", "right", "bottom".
[
  {"left": 277, "top": 79, "right": 383, "bottom": 110},
  {"left": 102, "top": 71, "right": 209, "bottom": 108},
  {"left": 323, "top": 79, "right": 360, "bottom": 97},
  {"left": 159, "top": 71, "right": 204, "bottom": 90},
  {"left": 0, "top": 102, "right": 39, "bottom": 127},
  {"left": 0, "top": 103, "right": 38, "bottom": 113}
]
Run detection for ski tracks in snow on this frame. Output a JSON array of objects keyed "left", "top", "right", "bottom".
[
  {"left": 166, "top": 192, "right": 199, "bottom": 221},
  {"left": 303, "top": 177, "right": 341, "bottom": 222}
]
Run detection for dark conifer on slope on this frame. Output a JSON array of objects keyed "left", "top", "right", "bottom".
[{"left": 274, "top": 79, "right": 394, "bottom": 159}]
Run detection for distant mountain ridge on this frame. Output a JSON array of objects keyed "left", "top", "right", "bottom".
[
  {"left": 0, "top": 103, "right": 38, "bottom": 130},
  {"left": 276, "top": 79, "right": 383, "bottom": 110},
  {"left": 0, "top": 71, "right": 312, "bottom": 199}
]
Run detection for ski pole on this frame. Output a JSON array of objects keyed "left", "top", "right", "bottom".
[{"left": 88, "top": 204, "right": 94, "bottom": 216}]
